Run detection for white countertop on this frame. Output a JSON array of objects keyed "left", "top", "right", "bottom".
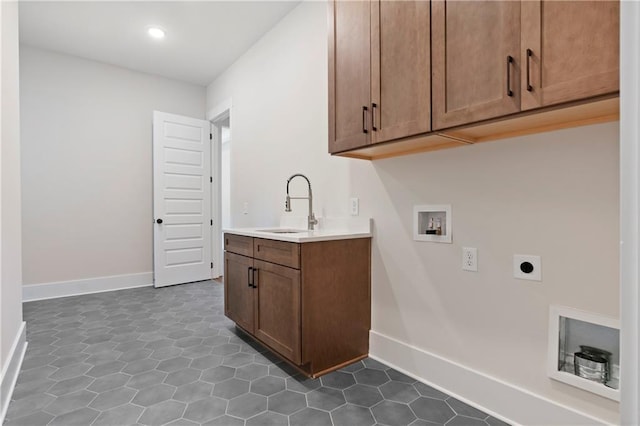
[{"left": 223, "top": 217, "right": 372, "bottom": 243}]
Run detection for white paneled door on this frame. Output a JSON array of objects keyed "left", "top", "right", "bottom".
[{"left": 153, "top": 111, "right": 212, "bottom": 288}]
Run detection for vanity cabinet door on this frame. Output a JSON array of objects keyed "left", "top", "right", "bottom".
[
  {"left": 224, "top": 252, "right": 255, "bottom": 334},
  {"left": 520, "top": 0, "right": 619, "bottom": 110},
  {"left": 253, "top": 259, "right": 302, "bottom": 365}
]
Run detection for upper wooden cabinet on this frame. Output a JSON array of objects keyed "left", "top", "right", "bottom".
[
  {"left": 328, "top": 0, "right": 431, "bottom": 153},
  {"left": 329, "top": 0, "right": 620, "bottom": 159},
  {"left": 432, "top": 1, "right": 521, "bottom": 130},
  {"left": 432, "top": 0, "right": 619, "bottom": 131},
  {"left": 520, "top": 0, "right": 620, "bottom": 110}
]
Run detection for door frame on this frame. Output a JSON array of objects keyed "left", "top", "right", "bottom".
[
  {"left": 207, "top": 98, "right": 232, "bottom": 279},
  {"left": 620, "top": 1, "right": 640, "bottom": 423}
]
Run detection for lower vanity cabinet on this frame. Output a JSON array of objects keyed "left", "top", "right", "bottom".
[{"left": 223, "top": 232, "right": 371, "bottom": 377}]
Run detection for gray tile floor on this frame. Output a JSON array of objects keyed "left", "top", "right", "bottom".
[{"left": 5, "top": 280, "right": 508, "bottom": 426}]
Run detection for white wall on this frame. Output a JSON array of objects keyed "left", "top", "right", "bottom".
[
  {"left": 1, "top": 3, "right": 27, "bottom": 420},
  {"left": 354, "top": 125, "right": 619, "bottom": 423},
  {"left": 1, "top": 0, "right": 24, "bottom": 374},
  {"left": 207, "top": 1, "right": 620, "bottom": 423},
  {"left": 206, "top": 1, "right": 352, "bottom": 228},
  {"left": 20, "top": 46, "right": 206, "bottom": 285}
]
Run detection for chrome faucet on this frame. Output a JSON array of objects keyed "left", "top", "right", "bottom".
[{"left": 285, "top": 173, "right": 318, "bottom": 231}]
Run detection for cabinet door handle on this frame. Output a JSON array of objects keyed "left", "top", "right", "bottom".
[
  {"left": 362, "top": 106, "right": 368, "bottom": 134},
  {"left": 526, "top": 49, "right": 533, "bottom": 92},
  {"left": 247, "top": 267, "right": 253, "bottom": 288},
  {"left": 371, "top": 103, "right": 377, "bottom": 131},
  {"left": 251, "top": 268, "right": 257, "bottom": 288},
  {"left": 506, "top": 55, "right": 514, "bottom": 97}
]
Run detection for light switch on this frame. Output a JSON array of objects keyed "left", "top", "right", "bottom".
[{"left": 350, "top": 198, "right": 359, "bottom": 216}]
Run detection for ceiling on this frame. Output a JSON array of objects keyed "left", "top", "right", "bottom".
[{"left": 19, "top": 1, "right": 300, "bottom": 86}]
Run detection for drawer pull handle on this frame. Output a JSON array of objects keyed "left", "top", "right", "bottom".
[
  {"left": 362, "top": 106, "right": 368, "bottom": 134},
  {"left": 526, "top": 48, "right": 533, "bottom": 92},
  {"left": 247, "top": 267, "right": 253, "bottom": 288},
  {"left": 372, "top": 103, "right": 377, "bottom": 131},
  {"left": 506, "top": 55, "right": 514, "bottom": 97}
]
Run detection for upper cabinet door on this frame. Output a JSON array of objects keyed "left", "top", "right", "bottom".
[
  {"left": 371, "top": 0, "right": 431, "bottom": 144},
  {"left": 521, "top": 1, "right": 619, "bottom": 110},
  {"left": 432, "top": 1, "right": 521, "bottom": 131},
  {"left": 328, "top": 1, "right": 371, "bottom": 153}
]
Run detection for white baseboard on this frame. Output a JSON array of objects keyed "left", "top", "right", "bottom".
[
  {"left": 23, "top": 272, "right": 153, "bottom": 302},
  {"left": 0, "top": 322, "right": 27, "bottom": 423},
  {"left": 369, "top": 330, "right": 607, "bottom": 426}
]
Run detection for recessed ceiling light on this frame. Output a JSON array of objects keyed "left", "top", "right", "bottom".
[{"left": 147, "top": 27, "right": 166, "bottom": 39}]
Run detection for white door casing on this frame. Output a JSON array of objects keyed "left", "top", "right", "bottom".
[
  {"left": 207, "top": 99, "right": 232, "bottom": 280},
  {"left": 620, "top": 1, "right": 640, "bottom": 422},
  {"left": 210, "top": 119, "right": 223, "bottom": 279},
  {"left": 153, "top": 111, "right": 212, "bottom": 287}
]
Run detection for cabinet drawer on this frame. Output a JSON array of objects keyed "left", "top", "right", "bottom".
[
  {"left": 224, "top": 233, "right": 253, "bottom": 257},
  {"left": 254, "top": 238, "right": 300, "bottom": 269}
]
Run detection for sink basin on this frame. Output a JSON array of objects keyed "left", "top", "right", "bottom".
[{"left": 256, "top": 228, "right": 307, "bottom": 234}]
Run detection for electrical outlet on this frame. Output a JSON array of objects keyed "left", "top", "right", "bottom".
[
  {"left": 513, "top": 254, "right": 541, "bottom": 281},
  {"left": 350, "top": 197, "right": 359, "bottom": 216},
  {"left": 462, "top": 247, "right": 477, "bottom": 272},
  {"left": 242, "top": 202, "right": 249, "bottom": 215}
]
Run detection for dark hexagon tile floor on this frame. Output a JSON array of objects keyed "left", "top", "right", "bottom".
[{"left": 4, "top": 280, "right": 509, "bottom": 426}]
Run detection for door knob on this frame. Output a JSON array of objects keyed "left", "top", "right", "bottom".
[{"left": 156, "top": 218, "right": 163, "bottom": 224}]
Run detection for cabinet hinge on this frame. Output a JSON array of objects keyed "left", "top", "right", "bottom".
[
  {"left": 211, "top": 262, "right": 213, "bottom": 269},
  {"left": 210, "top": 133, "right": 213, "bottom": 140},
  {"left": 210, "top": 219, "right": 213, "bottom": 226},
  {"left": 210, "top": 176, "right": 213, "bottom": 183}
]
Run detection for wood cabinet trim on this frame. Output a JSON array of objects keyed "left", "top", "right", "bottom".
[
  {"left": 328, "top": 0, "right": 336, "bottom": 150},
  {"left": 301, "top": 239, "right": 371, "bottom": 373},
  {"left": 336, "top": 95, "right": 618, "bottom": 160}
]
